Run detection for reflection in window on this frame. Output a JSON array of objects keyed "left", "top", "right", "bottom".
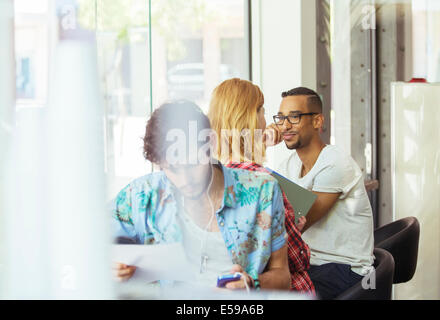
[
  {"left": 85, "top": 0, "right": 250, "bottom": 196},
  {"left": 16, "top": 56, "right": 35, "bottom": 99},
  {"left": 14, "top": 1, "right": 50, "bottom": 107},
  {"left": 151, "top": 0, "right": 249, "bottom": 112}
]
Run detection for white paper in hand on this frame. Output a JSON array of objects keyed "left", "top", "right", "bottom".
[{"left": 112, "top": 243, "right": 195, "bottom": 283}]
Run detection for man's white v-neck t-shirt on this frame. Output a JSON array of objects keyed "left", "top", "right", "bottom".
[{"left": 277, "top": 145, "right": 374, "bottom": 275}]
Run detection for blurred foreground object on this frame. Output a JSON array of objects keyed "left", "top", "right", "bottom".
[
  {"left": 3, "top": 38, "right": 112, "bottom": 299},
  {"left": 45, "top": 39, "right": 112, "bottom": 299},
  {"left": 0, "top": 0, "right": 16, "bottom": 298}
]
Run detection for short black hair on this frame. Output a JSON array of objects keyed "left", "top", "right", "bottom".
[
  {"left": 143, "top": 100, "right": 211, "bottom": 164},
  {"left": 281, "top": 87, "right": 322, "bottom": 113}
]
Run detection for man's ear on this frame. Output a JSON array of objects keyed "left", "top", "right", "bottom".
[{"left": 314, "top": 114, "right": 324, "bottom": 130}]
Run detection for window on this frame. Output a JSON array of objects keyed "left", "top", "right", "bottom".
[
  {"left": 12, "top": 0, "right": 250, "bottom": 198},
  {"left": 89, "top": 0, "right": 250, "bottom": 196}
]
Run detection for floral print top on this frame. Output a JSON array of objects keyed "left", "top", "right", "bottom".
[{"left": 111, "top": 164, "right": 286, "bottom": 280}]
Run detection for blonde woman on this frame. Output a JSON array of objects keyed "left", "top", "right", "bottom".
[{"left": 208, "top": 78, "right": 315, "bottom": 294}]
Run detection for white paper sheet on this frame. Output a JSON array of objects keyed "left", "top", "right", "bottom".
[{"left": 112, "top": 243, "right": 196, "bottom": 283}]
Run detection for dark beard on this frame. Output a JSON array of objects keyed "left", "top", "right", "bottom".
[{"left": 286, "top": 140, "right": 301, "bottom": 150}]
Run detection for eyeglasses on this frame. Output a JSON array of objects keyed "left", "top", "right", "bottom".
[{"left": 273, "top": 113, "right": 319, "bottom": 125}]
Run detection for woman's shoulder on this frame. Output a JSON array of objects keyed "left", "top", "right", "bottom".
[{"left": 224, "top": 163, "right": 278, "bottom": 189}]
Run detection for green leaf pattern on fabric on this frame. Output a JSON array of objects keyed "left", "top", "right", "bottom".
[{"left": 114, "top": 185, "right": 134, "bottom": 226}]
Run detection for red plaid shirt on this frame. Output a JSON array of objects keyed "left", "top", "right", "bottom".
[{"left": 226, "top": 162, "right": 315, "bottom": 295}]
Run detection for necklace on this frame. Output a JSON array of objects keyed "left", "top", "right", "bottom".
[{"left": 199, "top": 165, "right": 216, "bottom": 273}]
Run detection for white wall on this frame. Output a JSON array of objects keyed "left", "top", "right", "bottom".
[{"left": 251, "top": 0, "right": 317, "bottom": 168}]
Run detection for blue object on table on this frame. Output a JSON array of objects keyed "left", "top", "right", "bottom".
[{"left": 217, "top": 273, "right": 242, "bottom": 287}]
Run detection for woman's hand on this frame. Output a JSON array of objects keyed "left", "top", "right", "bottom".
[{"left": 263, "top": 124, "right": 283, "bottom": 147}]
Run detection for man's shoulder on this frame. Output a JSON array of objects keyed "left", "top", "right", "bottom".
[
  {"left": 320, "top": 145, "right": 359, "bottom": 169},
  {"left": 322, "top": 144, "right": 347, "bottom": 159},
  {"left": 313, "top": 145, "right": 364, "bottom": 195},
  {"left": 117, "top": 171, "right": 167, "bottom": 199}
]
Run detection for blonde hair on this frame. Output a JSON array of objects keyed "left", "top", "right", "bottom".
[{"left": 208, "top": 78, "right": 266, "bottom": 165}]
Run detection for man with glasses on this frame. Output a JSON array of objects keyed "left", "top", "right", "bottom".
[{"left": 265, "top": 87, "right": 374, "bottom": 299}]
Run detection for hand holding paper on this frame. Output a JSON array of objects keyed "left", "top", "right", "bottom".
[
  {"left": 112, "top": 243, "right": 196, "bottom": 284},
  {"left": 113, "top": 263, "right": 137, "bottom": 282}
]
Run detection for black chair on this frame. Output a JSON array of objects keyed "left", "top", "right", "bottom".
[
  {"left": 374, "top": 216, "right": 420, "bottom": 283},
  {"left": 335, "top": 248, "right": 394, "bottom": 300}
]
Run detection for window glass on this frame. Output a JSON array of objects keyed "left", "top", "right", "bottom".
[{"left": 90, "top": 0, "right": 250, "bottom": 196}]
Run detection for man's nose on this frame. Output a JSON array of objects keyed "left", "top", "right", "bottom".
[{"left": 281, "top": 118, "right": 292, "bottom": 132}]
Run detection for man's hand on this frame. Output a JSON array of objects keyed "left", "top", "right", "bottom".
[
  {"left": 263, "top": 124, "right": 283, "bottom": 147},
  {"left": 296, "top": 216, "right": 306, "bottom": 233},
  {"left": 113, "top": 262, "right": 136, "bottom": 282},
  {"left": 224, "top": 265, "right": 253, "bottom": 290}
]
